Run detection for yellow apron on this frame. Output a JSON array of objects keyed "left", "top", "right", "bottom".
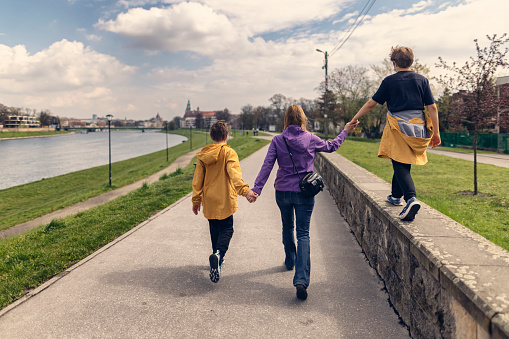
[{"left": 378, "top": 111, "right": 433, "bottom": 165}]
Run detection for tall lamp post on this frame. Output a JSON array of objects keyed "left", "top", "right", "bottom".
[
  {"left": 106, "top": 114, "right": 113, "bottom": 187},
  {"left": 165, "top": 121, "right": 169, "bottom": 162},
  {"left": 316, "top": 49, "right": 328, "bottom": 140}
]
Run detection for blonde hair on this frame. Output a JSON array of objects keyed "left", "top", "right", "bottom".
[{"left": 284, "top": 105, "right": 308, "bottom": 131}]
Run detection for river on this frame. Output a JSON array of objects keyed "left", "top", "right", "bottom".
[{"left": 0, "top": 131, "right": 187, "bottom": 190}]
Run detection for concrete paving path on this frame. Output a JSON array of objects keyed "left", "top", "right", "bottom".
[
  {"left": 0, "top": 143, "right": 409, "bottom": 338},
  {"left": 0, "top": 149, "right": 200, "bottom": 239},
  {"left": 427, "top": 148, "right": 509, "bottom": 168}
]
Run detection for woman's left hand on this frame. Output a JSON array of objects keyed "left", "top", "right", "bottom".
[{"left": 344, "top": 121, "right": 359, "bottom": 133}]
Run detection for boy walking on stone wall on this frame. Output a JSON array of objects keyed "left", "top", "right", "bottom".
[
  {"left": 350, "top": 46, "right": 441, "bottom": 221},
  {"left": 192, "top": 121, "right": 257, "bottom": 282}
]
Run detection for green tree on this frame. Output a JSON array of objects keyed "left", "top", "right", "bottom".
[{"left": 436, "top": 33, "right": 509, "bottom": 194}]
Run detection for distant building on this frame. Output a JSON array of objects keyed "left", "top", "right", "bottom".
[
  {"left": 145, "top": 113, "right": 164, "bottom": 128},
  {"left": 180, "top": 100, "right": 229, "bottom": 129},
  {"left": 68, "top": 120, "right": 86, "bottom": 128},
  {"left": 4, "top": 115, "right": 40, "bottom": 128}
]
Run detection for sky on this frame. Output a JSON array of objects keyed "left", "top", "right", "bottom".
[{"left": 1, "top": 0, "right": 508, "bottom": 121}]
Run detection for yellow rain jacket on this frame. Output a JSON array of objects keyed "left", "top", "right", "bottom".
[
  {"left": 378, "top": 112, "right": 434, "bottom": 165},
  {"left": 192, "top": 143, "right": 250, "bottom": 220}
]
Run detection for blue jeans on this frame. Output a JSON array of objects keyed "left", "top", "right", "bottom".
[{"left": 275, "top": 190, "right": 315, "bottom": 288}]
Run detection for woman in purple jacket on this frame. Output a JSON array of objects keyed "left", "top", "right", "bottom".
[{"left": 251, "top": 105, "right": 357, "bottom": 300}]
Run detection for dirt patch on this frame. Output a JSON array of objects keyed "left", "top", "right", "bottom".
[{"left": 457, "top": 190, "right": 493, "bottom": 197}]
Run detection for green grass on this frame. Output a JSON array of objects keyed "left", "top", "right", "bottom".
[
  {"left": 0, "top": 131, "right": 70, "bottom": 139},
  {"left": 0, "top": 135, "right": 269, "bottom": 309},
  {"left": 337, "top": 139, "right": 509, "bottom": 251}
]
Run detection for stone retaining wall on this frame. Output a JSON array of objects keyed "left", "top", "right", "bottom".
[{"left": 315, "top": 151, "right": 509, "bottom": 339}]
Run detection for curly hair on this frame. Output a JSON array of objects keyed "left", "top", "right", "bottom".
[{"left": 210, "top": 120, "right": 230, "bottom": 142}]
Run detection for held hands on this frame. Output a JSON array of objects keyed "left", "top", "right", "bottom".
[
  {"left": 246, "top": 190, "right": 259, "bottom": 203},
  {"left": 192, "top": 204, "right": 200, "bottom": 215},
  {"left": 344, "top": 120, "right": 359, "bottom": 133}
]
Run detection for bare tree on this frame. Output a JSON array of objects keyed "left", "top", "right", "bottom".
[
  {"left": 240, "top": 104, "right": 255, "bottom": 130},
  {"left": 436, "top": 33, "right": 509, "bottom": 194},
  {"left": 215, "top": 109, "right": 231, "bottom": 123},
  {"left": 328, "top": 65, "right": 376, "bottom": 136}
]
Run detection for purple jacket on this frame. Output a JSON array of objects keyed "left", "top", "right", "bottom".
[{"left": 252, "top": 125, "right": 348, "bottom": 195}]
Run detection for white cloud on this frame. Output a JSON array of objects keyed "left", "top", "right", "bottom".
[
  {"left": 97, "top": 3, "right": 246, "bottom": 56},
  {"left": 98, "top": 1, "right": 351, "bottom": 56},
  {"left": 0, "top": 39, "right": 136, "bottom": 93},
  {"left": 0, "top": 40, "right": 137, "bottom": 116}
]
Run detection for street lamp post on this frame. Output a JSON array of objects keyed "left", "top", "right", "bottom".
[
  {"left": 106, "top": 114, "right": 113, "bottom": 187},
  {"left": 316, "top": 49, "right": 329, "bottom": 140},
  {"left": 165, "top": 122, "right": 169, "bottom": 162}
]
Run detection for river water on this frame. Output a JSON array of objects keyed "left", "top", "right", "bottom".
[{"left": 0, "top": 131, "right": 187, "bottom": 190}]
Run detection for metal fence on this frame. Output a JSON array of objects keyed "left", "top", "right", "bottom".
[{"left": 440, "top": 132, "right": 509, "bottom": 153}]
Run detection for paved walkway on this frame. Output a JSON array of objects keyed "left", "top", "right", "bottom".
[
  {"left": 0, "top": 149, "right": 200, "bottom": 239},
  {"left": 427, "top": 148, "right": 509, "bottom": 168},
  {"left": 0, "top": 143, "right": 409, "bottom": 338}
]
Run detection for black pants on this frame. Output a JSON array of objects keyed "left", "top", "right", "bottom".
[
  {"left": 208, "top": 215, "right": 234, "bottom": 259},
  {"left": 391, "top": 160, "right": 416, "bottom": 202}
]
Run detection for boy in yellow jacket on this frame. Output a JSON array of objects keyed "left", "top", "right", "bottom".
[{"left": 192, "top": 121, "right": 257, "bottom": 283}]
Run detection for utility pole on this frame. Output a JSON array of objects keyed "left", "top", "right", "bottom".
[{"left": 316, "top": 49, "right": 328, "bottom": 140}]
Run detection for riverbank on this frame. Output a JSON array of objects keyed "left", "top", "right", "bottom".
[
  {"left": 0, "top": 130, "right": 71, "bottom": 140},
  {"left": 0, "top": 131, "right": 196, "bottom": 231}
]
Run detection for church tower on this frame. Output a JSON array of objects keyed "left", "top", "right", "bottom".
[{"left": 185, "top": 100, "right": 191, "bottom": 114}]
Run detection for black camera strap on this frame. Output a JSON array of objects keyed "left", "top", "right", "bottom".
[{"left": 283, "top": 136, "right": 302, "bottom": 180}]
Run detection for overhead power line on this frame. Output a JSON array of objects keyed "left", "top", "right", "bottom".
[{"left": 329, "top": 0, "right": 377, "bottom": 58}]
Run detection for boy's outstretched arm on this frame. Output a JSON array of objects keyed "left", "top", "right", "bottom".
[
  {"left": 427, "top": 103, "right": 441, "bottom": 148},
  {"left": 351, "top": 99, "right": 378, "bottom": 123}
]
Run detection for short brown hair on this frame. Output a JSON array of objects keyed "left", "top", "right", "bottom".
[
  {"left": 210, "top": 120, "right": 230, "bottom": 142},
  {"left": 390, "top": 46, "right": 414, "bottom": 69},
  {"left": 284, "top": 105, "right": 308, "bottom": 131}
]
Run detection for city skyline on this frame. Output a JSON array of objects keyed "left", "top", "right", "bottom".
[{"left": 1, "top": 0, "right": 508, "bottom": 120}]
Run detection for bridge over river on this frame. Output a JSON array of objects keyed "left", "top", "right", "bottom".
[{"left": 0, "top": 142, "right": 409, "bottom": 338}]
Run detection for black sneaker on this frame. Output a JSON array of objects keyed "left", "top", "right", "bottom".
[
  {"left": 295, "top": 284, "right": 308, "bottom": 300},
  {"left": 399, "top": 197, "right": 421, "bottom": 221},
  {"left": 209, "top": 252, "right": 221, "bottom": 283}
]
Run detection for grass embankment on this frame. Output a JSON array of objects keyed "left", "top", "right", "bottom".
[
  {"left": 0, "top": 131, "right": 70, "bottom": 139},
  {"left": 0, "top": 134, "right": 269, "bottom": 309},
  {"left": 337, "top": 138, "right": 509, "bottom": 251}
]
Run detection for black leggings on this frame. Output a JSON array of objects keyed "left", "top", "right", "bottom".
[
  {"left": 208, "top": 215, "right": 234, "bottom": 258},
  {"left": 391, "top": 160, "right": 416, "bottom": 202}
]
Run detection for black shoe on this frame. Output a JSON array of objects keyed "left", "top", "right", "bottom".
[
  {"left": 209, "top": 252, "right": 220, "bottom": 283},
  {"left": 295, "top": 284, "right": 307, "bottom": 300},
  {"left": 399, "top": 197, "right": 421, "bottom": 221}
]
